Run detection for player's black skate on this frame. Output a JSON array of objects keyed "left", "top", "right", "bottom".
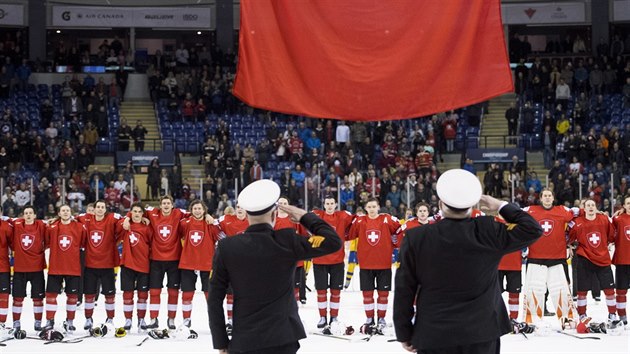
[
  {"left": 226, "top": 321, "right": 233, "bottom": 336},
  {"left": 146, "top": 318, "right": 159, "bottom": 329}
]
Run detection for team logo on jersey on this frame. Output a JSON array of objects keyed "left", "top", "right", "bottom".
[
  {"left": 21, "top": 234, "right": 35, "bottom": 250},
  {"left": 624, "top": 226, "right": 630, "bottom": 242},
  {"left": 128, "top": 232, "right": 140, "bottom": 247},
  {"left": 587, "top": 232, "right": 602, "bottom": 248},
  {"left": 539, "top": 219, "right": 554, "bottom": 236},
  {"left": 366, "top": 229, "right": 381, "bottom": 246},
  {"left": 158, "top": 224, "right": 173, "bottom": 241},
  {"left": 59, "top": 235, "right": 72, "bottom": 251},
  {"left": 188, "top": 230, "right": 204, "bottom": 246},
  {"left": 90, "top": 230, "right": 104, "bottom": 247}
]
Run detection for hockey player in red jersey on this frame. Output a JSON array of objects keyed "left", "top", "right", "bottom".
[
  {"left": 395, "top": 203, "right": 432, "bottom": 247},
  {"left": 275, "top": 197, "right": 308, "bottom": 303},
  {"left": 119, "top": 203, "right": 154, "bottom": 331},
  {"left": 217, "top": 205, "right": 249, "bottom": 237},
  {"left": 122, "top": 195, "right": 190, "bottom": 330},
  {"left": 569, "top": 199, "right": 617, "bottom": 321},
  {"left": 348, "top": 197, "right": 400, "bottom": 328},
  {"left": 612, "top": 196, "right": 630, "bottom": 325},
  {"left": 522, "top": 188, "right": 577, "bottom": 324},
  {"left": 82, "top": 200, "right": 123, "bottom": 330},
  {"left": 178, "top": 200, "right": 221, "bottom": 328},
  {"left": 10, "top": 205, "right": 47, "bottom": 331},
  {"left": 217, "top": 205, "right": 250, "bottom": 329},
  {"left": 311, "top": 196, "right": 354, "bottom": 328},
  {"left": 495, "top": 214, "right": 524, "bottom": 321},
  {"left": 44, "top": 204, "right": 87, "bottom": 333},
  {"left": 0, "top": 209, "right": 12, "bottom": 328}
]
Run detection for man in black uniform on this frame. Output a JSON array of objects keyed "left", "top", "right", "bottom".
[
  {"left": 208, "top": 179, "right": 342, "bottom": 354},
  {"left": 393, "top": 169, "right": 543, "bottom": 354}
]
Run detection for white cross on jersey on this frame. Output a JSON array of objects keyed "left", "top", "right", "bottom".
[
  {"left": 589, "top": 233, "right": 600, "bottom": 244},
  {"left": 190, "top": 232, "right": 202, "bottom": 243},
  {"left": 368, "top": 231, "right": 379, "bottom": 243},
  {"left": 159, "top": 227, "right": 171, "bottom": 238},
  {"left": 129, "top": 233, "right": 138, "bottom": 244},
  {"left": 626, "top": 229, "right": 630, "bottom": 237},
  {"left": 22, "top": 237, "right": 33, "bottom": 247},
  {"left": 60, "top": 236, "right": 71, "bottom": 248},
  {"left": 541, "top": 221, "right": 553, "bottom": 233},
  {"left": 91, "top": 232, "right": 102, "bottom": 243}
]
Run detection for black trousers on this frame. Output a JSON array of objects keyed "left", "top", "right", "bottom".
[
  {"left": 419, "top": 339, "right": 499, "bottom": 354},
  {"left": 230, "top": 342, "right": 299, "bottom": 354}
]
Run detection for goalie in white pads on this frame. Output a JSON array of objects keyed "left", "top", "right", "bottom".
[{"left": 522, "top": 189, "right": 578, "bottom": 324}]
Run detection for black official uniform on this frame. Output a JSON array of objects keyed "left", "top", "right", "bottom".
[
  {"left": 394, "top": 203, "right": 542, "bottom": 353},
  {"left": 208, "top": 212, "right": 341, "bottom": 353}
]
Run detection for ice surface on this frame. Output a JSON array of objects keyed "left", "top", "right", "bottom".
[{"left": 0, "top": 270, "right": 628, "bottom": 354}]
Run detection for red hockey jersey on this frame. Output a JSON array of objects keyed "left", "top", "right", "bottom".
[
  {"left": 11, "top": 219, "right": 46, "bottom": 272},
  {"left": 524, "top": 205, "right": 575, "bottom": 260},
  {"left": 348, "top": 214, "right": 399, "bottom": 269},
  {"left": 145, "top": 207, "right": 189, "bottom": 261},
  {"left": 311, "top": 210, "right": 353, "bottom": 265},
  {"left": 120, "top": 222, "right": 153, "bottom": 273},
  {"left": 218, "top": 214, "right": 249, "bottom": 237},
  {"left": 612, "top": 213, "right": 630, "bottom": 265},
  {"left": 178, "top": 218, "right": 221, "bottom": 271},
  {"left": 569, "top": 214, "right": 614, "bottom": 267},
  {"left": 46, "top": 220, "right": 86, "bottom": 276},
  {"left": 84, "top": 213, "right": 123, "bottom": 268},
  {"left": 0, "top": 219, "right": 11, "bottom": 273}
]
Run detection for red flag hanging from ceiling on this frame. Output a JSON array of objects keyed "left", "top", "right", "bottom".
[{"left": 233, "top": 0, "right": 512, "bottom": 121}]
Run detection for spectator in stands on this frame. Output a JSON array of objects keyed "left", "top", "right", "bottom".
[
  {"left": 589, "top": 64, "right": 603, "bottom": 95},
  {"left": 442, "top": 112, "right": 456, "bottom": 152},
  {"left": 115, "top": 118, "right": 131, "bottom": 151},
  {"left": 0, "top": 66, "right": 11, "bottom": 98},
  {"left": 132, "top": 120, "right": 148, "bottom": 152},
  {"left": 555, "top": 78, "right": 571, "bottom": 110},
  {"left": 542, "top": 125, "right": 556, "bottom": 169},
  {"left": 505, "top": 101, "right": 518, "bottom": 143},
  {"left": 15, "top": 58, "right": 30, "bottom": 92},
  {"left": 249, "top": 160, "right": 263, "bottom": 182},
  {"left": 386, "top": 184, "right": 401, "bottom": 209},
  {"left": 525, "top": 171, "right": 542, "bottom": 194},
  {"left": 603, "top": 64, "right": 617, "bottom": 94},
  {"left": 339, "top": 181, "right": 355, "bottom": 211},
  {"left": 336, "top": 120, "right": 350, "bottom": 151},
  {"left": 573, "top": 60, "right": 588, "bottom": 93},
  {"left": 623, "top": 77, "right": 630, "bottom": 109},
  {"left": 175, "top": 44, "right": 189, "bottom": 67}
]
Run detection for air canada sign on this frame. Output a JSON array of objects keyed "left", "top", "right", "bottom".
[{"left": 52, "top": 6, "right": 211, "bottom": 28}]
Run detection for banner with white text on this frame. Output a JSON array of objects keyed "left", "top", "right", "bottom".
[
  {"left": 502, "top": 3, "right": 586, "bottom": 24},
  {"left": 51, "top": 6, "right": 211, "bottom": 28}
]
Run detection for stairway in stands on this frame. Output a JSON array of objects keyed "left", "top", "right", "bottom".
[
  {"left": 478, "top": 93, "right": 548, "bottom": 185},
  {"left": 479, "top": 93, "right": 515, "bottom": 148},
  {"left": 180, "top": 155, "right": 205, "bottom": 198},
  {"left": 119, "top": 101, "right": 161, "bottom": 151}
]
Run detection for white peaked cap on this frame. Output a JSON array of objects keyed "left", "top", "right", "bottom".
[
  {"left": 237, "top": 179, "right": 281, "bottom": 215},
  {"left": 436, "top": 169, "right": 482, "bottom": 209}
]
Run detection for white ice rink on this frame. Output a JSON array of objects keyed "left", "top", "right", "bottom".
[{"left": 0, "top": 269, "right": 628, "bottom": 354}]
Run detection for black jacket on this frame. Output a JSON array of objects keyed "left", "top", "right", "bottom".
[
  {"left": 208, "top": 213, "right": 341, "bottom": 352},
  {"left": 393, "top": 203, "right": 542, "bottom": 350}
]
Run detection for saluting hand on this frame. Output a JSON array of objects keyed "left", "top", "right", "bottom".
[
  {"left": 401, "top": 341, "right": 417, "bottom": 352},
  {"left": 479, "top": 195, "right": 505, "bottom": 213},
  {"left": 278, "top": 204, "right": 307, "bottom": 223}
]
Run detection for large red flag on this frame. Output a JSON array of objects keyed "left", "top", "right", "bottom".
[{"left": 234, "top": 0, "right": 512, "bottom": 121}]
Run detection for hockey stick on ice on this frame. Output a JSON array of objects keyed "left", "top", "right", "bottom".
[
  {"left": 136, "top": 336, "right": 150, "bottom": 346},
  {"left": 309, "top": 331, "right": 371, "bottom": 343},
  {"left": 556, "top": 330, "right": 601, "bottom": 340}
]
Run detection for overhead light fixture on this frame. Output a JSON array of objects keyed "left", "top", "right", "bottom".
[
  {"left": 56, "top": 30, "right": 61, "bottom": 34},
  {"left": 197, "top": 31, "right": 202, "bottom": 35}
]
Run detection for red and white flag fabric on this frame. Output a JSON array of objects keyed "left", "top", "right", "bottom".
[{"left": 234, "top": 0, "right": 513, "bottom": 121}]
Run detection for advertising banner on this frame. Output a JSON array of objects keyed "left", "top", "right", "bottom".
[
  {"left": 0, "top": 4, "right": 24, "bottom": 26},
  {"left": 502, "top": 3, "right": 586, "bottom": 24},
  {"left": 52, "top": 6, "right": 211, "bottom": 28}
]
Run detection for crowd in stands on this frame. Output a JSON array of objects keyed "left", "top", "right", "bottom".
[
  {"left": 5, "top": 30, "right": 630, "bottom": 219},
  {"left": 504, "top": 32, "right": 630, "bottom": 213}
]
